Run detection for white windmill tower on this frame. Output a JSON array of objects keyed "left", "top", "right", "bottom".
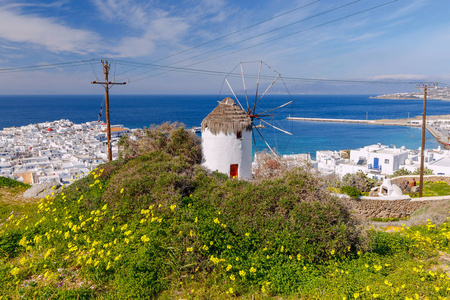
[
  {"left": 201, "top": 97, "right": 253, "bottom": 179},
  {"left": 201, "top": 61, "right": 293, "bottom": 179}
]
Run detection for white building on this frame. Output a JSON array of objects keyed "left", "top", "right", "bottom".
[
  {"left": 201, "top": 98, "right": 253, "bottom": 179},
  {"left": 0, "top": 119, "right": 122, "bottom": 185},
  {"left": 316, "top": 150, "right": 344, "bottom": 175},
  {"left": 348, "top": 144, "right": 409, "bottom": 176},
  {"left": 314, "top": 143, "right": 450, "bottom": 179}
]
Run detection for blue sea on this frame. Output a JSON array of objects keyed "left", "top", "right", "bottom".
[{"left": 0, "top": 94, "right": 447, "bottom": 159}]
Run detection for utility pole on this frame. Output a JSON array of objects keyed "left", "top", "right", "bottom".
[
  {"left": 91, "top": 59, "right": 127, "bottom": 161},
  {"left": 415, "top": 83, "right": 437, "bottom": 197}
]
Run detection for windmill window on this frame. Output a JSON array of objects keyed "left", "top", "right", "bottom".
[{"left": 236, "top": 131, "right": 242, "bottom": 139}]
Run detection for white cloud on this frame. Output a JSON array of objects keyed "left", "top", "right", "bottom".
[
  {"left": 0, "top": 45, "right": 19, "bottom": 50},
  {"left": 91, "top": 0, "right": 151, "bottom": 29},
  {"left": 109, "top": 17, "right": 189, "bottom": 57},
  {"left": 0, "top": 7, "right": 99, "bottom": 53}
]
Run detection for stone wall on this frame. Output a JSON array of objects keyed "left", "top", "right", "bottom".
[{"left": 340, "top": 197, "right": 446, "bottom": 219}]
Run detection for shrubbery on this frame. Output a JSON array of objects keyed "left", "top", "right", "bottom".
[
  {"left": 0, "top": 177, "right": 29, "bottom": 189},
  {"left": 340, "top": 186, "right": 362, "bottom": 199},
  {"left": 1, "top": 123, "right": 449, "bottom": 299},
  {"left": 339, "top": 171, "right": 377, "bottom": 192}
]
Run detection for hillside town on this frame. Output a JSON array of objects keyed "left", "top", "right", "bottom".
[
  {"left": 0, "top": 119, "right": 130, "bottom": 185},
  {"left": 372, "top": 86, "right": 450, "bottom": 101},
  {"left": 2, "top": 117, "right": 450, "bottom": 186}
]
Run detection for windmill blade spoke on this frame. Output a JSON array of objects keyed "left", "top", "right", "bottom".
[
  {"left": 252, "top": 125, "right": 257, "bottom": 153},
  {"left": 251, "top": 73, "right": 280, "bottom": 114},
  {"left": 257, "top": 118, "right": 293, "bottom": 136},
  {"left": 225, "top": 78, "right": 245, "bottom": 111},
  {"left": 259, "top": 100, "right": 293, "bottom": 115},
  {"left": 252, "top": 61, "right": 263, "bottom": 115},
  {"left": 255, "top": 126, "right": 276, "bottom": 155},
  {"left": 240, "top": 62, "right": 249, "bottom": 112},
  {"left": 257, "top": 74, "right": 280, "bottom": 102}
]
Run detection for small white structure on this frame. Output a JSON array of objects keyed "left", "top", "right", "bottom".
[
  {"left": 373, "top": 177, "right": 403, "bottom": 197},
  {"left": 201, "top": 98, "right": 252, "bottom": 179}
]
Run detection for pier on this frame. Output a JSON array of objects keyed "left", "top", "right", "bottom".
[
  {"left": 287, "top": 116, "right": 450, "bottom": 149},
  {"left": 286, "top": 117, "right": 414, "bottom": 126},
  {"left": 426, "top": 125, "right": 450, "bottom": 148}
]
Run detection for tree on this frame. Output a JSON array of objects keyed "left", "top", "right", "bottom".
[
  {"left": 340, "top": 171, "right": 377, "bottom": 192},
  {"left": 118, "top": 122, "right": 202, "bottom": 165},
  {"left": 412, "top": 167, "right": 433, "bottom": 175},
  {"left": 392, "top": 168, "right": 412, "bottom": 177}
]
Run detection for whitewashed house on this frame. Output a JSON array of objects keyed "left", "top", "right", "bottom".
[
  {"left": 201, "top": 97, "right": 253, "bottom": 179},
  {"left": 316, "top": 150, "right": 344, "bottom": 175}
]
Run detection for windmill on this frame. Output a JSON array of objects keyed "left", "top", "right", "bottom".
[
  {"left": 201, "top": 61, "right": 293, "bottom": 179},
  {"left": 220, "top": 61, "right": 294, "bottom": 155}
]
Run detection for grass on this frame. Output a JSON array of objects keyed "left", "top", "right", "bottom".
[
  {"left": 0, "top": 126, "right": 449, "bottom": 299},
  {"left": 0, "top": 166, "right": 448, "bottom": 299},
  {"left": 409, "top": 181, "right": 450, "bottom": 198}
]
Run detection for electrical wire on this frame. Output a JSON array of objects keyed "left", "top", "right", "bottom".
[
  {"left": 0, "top": 59, "right": 99, "bottom": 74},
  {"left": 115, "top": 0, "right": 363, "bottom": 82},
  {"left": 109, "top": 59, "right": 442, "bottom": 86},
  {"left": 112, "top": 0, "right": 321, "bottom": 77},
  {"left": 118, "top": 0, "right": 399, "bottom": 83}
]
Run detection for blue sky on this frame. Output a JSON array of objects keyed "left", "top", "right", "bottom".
[{"left": 0, "top": 0, "right": 449, "bottom": 94}]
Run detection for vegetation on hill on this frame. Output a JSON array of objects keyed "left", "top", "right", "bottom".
[
  {"left": 0, "top": 177, "right": 30, "bottom": 190},
  {"left": 0, "top": 123, "right": 449, "bottom": 299}
]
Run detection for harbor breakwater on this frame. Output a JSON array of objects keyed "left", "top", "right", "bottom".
[{"left": 287, "top": 116, "right": 450, "bottom": 149}]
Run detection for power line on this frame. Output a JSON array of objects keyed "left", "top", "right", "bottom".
[
  {"left": 120, "top": 0, "right": 398, "bottom": 83},
  {"left": 117, "top": 0, "right": 363, "bottom": 82},
  {"left": 181, "top": 0, "right": 400, "bottom": 69},
  {"left": 152, "top": 0, "right": 321, "bottom": 64},
  {"left": 111, "top": 59, "right": 443, "bottom": 85},
  {"left": 0, "top": 59, "right": 99, "bottom": 74},
  {"left": 112, "top": 0, "right": 321, "bottom": 77},
  {"left": 164, "top": 0, "right": 362, "bottom": 68}
]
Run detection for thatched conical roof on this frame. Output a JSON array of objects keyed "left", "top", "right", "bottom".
[{"left": 201, "top": 97, "right": 252, "bottom": 134}]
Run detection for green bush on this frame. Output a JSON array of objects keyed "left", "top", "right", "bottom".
[
  {"left": 412, "top": 167, "right": 433, "bottom": 175},
  {"left": 0, "top": 122, "right": 368, "bottom": 298},
  {"left": 392, "top": 168, "right": 412, "bottom": 177},
  {"left": 340, "top": 186, "right": 362, "bottom": 199},
  {"left": 0, "top": 177, "right": 30, "bottom": 189},
  {"left": 0, "top": 230, "right": 24, "bottom": 258},
  {"left": 340, "top": 172, "right": 376, "bottom": 192}
]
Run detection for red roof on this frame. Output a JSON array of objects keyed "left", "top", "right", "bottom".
[{"left": 47, "top": 128, "right": 53, "bottom": 131}]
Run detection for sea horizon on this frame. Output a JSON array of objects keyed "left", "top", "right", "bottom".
[{"left": 0, "top": 94, "right": 445, "bottom": 159}]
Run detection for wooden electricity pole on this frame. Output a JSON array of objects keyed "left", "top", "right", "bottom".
[
  {"left": 91, "top": 59, "right": 127, "bottom": 161},
  {"left": 415, "top": 83, "right": 437, "bottom": 197}
]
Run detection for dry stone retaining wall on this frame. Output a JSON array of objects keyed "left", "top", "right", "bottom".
[
  {"left": 340, "top": 197, "right": 446, "bottom": 219},
  {"left": 337, "top": 175, "right": 450, "bottom": 219}
]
